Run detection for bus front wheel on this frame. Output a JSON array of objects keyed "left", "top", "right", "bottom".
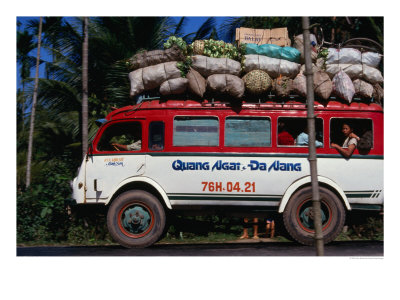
[
  {"left": 283, "top": 186, "right": 345, "bottom": 246},
  {"left": 107, "top": 190, "right": 166, "bottom": 248}
]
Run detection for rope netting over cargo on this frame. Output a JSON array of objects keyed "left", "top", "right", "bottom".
[{"left": 126, "top": 32, "right": 383, "bottom": 106}]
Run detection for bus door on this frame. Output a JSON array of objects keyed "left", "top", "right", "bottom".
[{"left": 85, "top": 120, "right": 145, "bottom": 201}]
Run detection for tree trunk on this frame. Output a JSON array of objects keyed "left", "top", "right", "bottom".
[
  {"left": 82, "top": 17, "right": 89, "bottom": 159},
  {"left": 302, "top": 17, "right": 324, "bottom": 256},
  {"left": 26, "top": 17, "right": 43, "bottom": 188}
]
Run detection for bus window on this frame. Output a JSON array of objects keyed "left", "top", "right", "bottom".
[
  {"left": 278, "top": 117, "right": 323, "bottom": 147},
  {"left": 225, "top": 117, "right": 271, "bottom": 147},
  {"left": 149, "top": 121, "right": 164, "bottom": 151},
  {"left": 173, "top": 116, "right": 219, "bottom": 146},
  {"left": 330, "top": 118, "right": 373, "bottom": 153},
  {"left": 97, "top": 121, "right": 142, "bottom": 152}
]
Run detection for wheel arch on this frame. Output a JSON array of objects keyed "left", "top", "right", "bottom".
[
  {"left": 105, "top": 177, "right": 172, "bottom": 210},
  {"left": 278, "top": 176, "right": 351, "bottom": 213}
]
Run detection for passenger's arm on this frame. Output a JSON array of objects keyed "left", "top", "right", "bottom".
[
  {"left": 111, "top": 143, "right": 128, "bottom": 151},
  {"left": 331, "top": 143, "right": 356, "bottom": 158}
]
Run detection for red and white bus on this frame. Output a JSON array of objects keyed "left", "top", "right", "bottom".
[{"left": 71, "top": 98, "right": 383, "bottom": 247}]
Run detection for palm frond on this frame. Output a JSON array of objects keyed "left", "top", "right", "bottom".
[{"left": 192, "top": 17, "right": 217, "bottom": 41}]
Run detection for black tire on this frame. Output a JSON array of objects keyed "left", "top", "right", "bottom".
[
  {"left": 283, "top": 186, "right": 345, "bottom": 246},
  {"left": 107, "top": 190, "right": 166, "bottom": 248}
]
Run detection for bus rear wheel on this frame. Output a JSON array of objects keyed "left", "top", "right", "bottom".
[
  {"left": 283, "top": 186, "right": 345, "bottom": 246},
  {"left": 107, "top": 190, "right": 166, "bottom": 248}
]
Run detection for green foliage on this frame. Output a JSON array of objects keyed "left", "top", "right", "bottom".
[
  {"left": 176, "top": 57, "right": 192, "bottom": 78},
  {"left": 164, "top": 35, "right": 188, "bottom": 55},
  {"left": 203, "top": 39, "right": 242, "bottom": 60},
  {"left": 17, "top": 156, "right": 75, "bottom": 242}
]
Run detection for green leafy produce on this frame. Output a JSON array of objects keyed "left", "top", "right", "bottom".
[
  {"left": 176, "top": 57, "right": 193, "bottom": 78},
  {"left": 164, "top": 36, "right": 188, "bottom": 55},
  {"left": 190, "top": 39, "right": 244, "bottom": 61}
]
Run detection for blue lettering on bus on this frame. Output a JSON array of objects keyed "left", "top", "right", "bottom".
[
  {"left": 171, "top": 159, "right": 301, "bottom": 172},
  {"left": 268, "top": 160, "right": 302, "bottom": 172},
  {"left": 172, "top": 160, "right": 210, "bottom": 171}
]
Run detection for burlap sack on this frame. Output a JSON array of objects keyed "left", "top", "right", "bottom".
[
  {"left": 358, "top": 130, "right": 373, "bottom": 151},
  {"left": 299, "top": 63, "right": 321, "bottom": 74},
  {"left": 332, "top": 70, "right": 355, "bottom": 103},
  {"left": 186, "top": 67, "right": 206, "bottom": 98},
  {"left": 242, "top": 70, "right": 272, "bottom": 95},
  {"left": 159, "top": 78, "right": 188, "bottom": 95},
  {"left": 129, "top": 45, "right": 185, "bottom": 70},
  {"left": 372, "top": 83, "right": 384, "bottom": 105},
  {"left": 325, "top": 64, "right": 383, "bottom": 84},
  {"left": 207, "top": 74, "right": 245, "bottom": 98},
  {"left": 353, "top": 79, "right": 374, "bottom": 99},
  {"left": 191, "top": 55, "right": 241, "bottom": 77},
  {"left": 292, "top": 73, "right": 307, "bottom": 97},
  {"left": 272, "top": 76, "right": 293, "bottom": 97},
  {"left": 243, "top": 54, "right": 300, "bottom": 79},
  {"left": 293, "top": 34, "right": 318, "bottom": 63},
  {"left": 313, "top": 71, "right": 332, "bottom": 100},
  {"left": 129, "top": 61, "right": 181, "bottom": 97}
]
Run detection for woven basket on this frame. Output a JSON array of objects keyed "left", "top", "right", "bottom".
[
  {"left": 242, "top": 70, "right": 272, "bottom": 95},
  {"left": 192, "top": 40, "right": 205, "bottom": 55}
]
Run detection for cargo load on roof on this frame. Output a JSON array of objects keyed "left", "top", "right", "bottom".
[{"left": 126, "top": 28, "right": 383, "bottom": 106}]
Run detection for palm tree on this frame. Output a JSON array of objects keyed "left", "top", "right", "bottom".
[
  {"left": 180, "top": 17, "right": 219, "bottom": 43},
  {"left": 26, "top": 17, "right": 43, "bottom": 187},
  {"left": 17, "top": 29, "right": 36, "bottom": 128},
  {"left": 82, "top": 17, "right": 89, "bottom": 158},
  {"left": 26, "top": 17, "right": 65, "bottom": 79}
]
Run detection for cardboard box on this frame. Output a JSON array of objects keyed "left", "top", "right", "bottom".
[{"left": 235, "top": 27, "right": 291, "bottom": 47}]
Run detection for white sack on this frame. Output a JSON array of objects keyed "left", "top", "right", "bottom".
[
  {"left": 129, "top": 61, "right": 181, "bottom": 97},
  {"left": 332, "top": 70, "right": 355, "bottom": 103},
  {"left": 326, "top": 48, "right": 382, "bottom": 68},
  {"left": 243, "top": 54, "right": 301, "bottom": 78},
  {"left": 325, "top": 64, "right": 383, "bottom": 84},
  {"left": 191, "top": 55, "right": 241, "bottom": 77}
]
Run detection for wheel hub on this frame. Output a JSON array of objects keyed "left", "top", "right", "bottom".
[
  {"left": 300, "top": 206, "right": 327, "bottom": 229},
  {"left": 121, "top": 206, "right": 151, "bottom": 235}
]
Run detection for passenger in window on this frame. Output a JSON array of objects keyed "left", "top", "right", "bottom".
[
  {"left": 331, "top": 122, "right": 360, "bottom": 158},
  {"left": 278, "top": 121, "right": 295, "bottom": 145},
  {"left": 112, "top": 139, "right": 141, "bottom": 151},
  {"left": 296, "top": 126, "right": 323, "bottom": 147}
]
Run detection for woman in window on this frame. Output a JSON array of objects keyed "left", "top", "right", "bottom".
[{"left": 331, "top": 122, "right": 360, "bottom": 158}]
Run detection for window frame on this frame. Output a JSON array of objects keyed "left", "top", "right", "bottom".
[
  {"left": 329, "top": 117, "right": 374, "bottom": 150},
  {"left": 172, "top": 115, "right": 220, "bottom": 147},
  {"left": 224, "top": 115, "right": 272, "bottom": 148},
  {"left": 276, "top": 116, "right": 324, "bottom": 148},
  {"left": 94, "top": 120, "right": 143, "bottom": 153}
]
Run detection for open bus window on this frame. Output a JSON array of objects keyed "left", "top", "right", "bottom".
[
  {"left": 225, "top": 117, "right": 271, "bottom": 147},
  {"left": 330, "top": 118, "right": 373, "bottom": 154},
  {"left": 149, "top": 121, "right": 164, "bottom": 151},
  {"left": 278, "top": 117, "right": 324, "bottom": 147},
  {"left": 97, "top": 121, "right": 142, "bottom": 152},
  {"left": 173, "top": 116, "right": 219, "bottom": 146}
]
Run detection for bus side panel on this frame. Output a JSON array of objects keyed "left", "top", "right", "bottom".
[
  {"left": 145, "top": 154, "right": 310, "bottom": 207},
  {"left": 318, "top": 157, "right": 384, "bottom": 206}
]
